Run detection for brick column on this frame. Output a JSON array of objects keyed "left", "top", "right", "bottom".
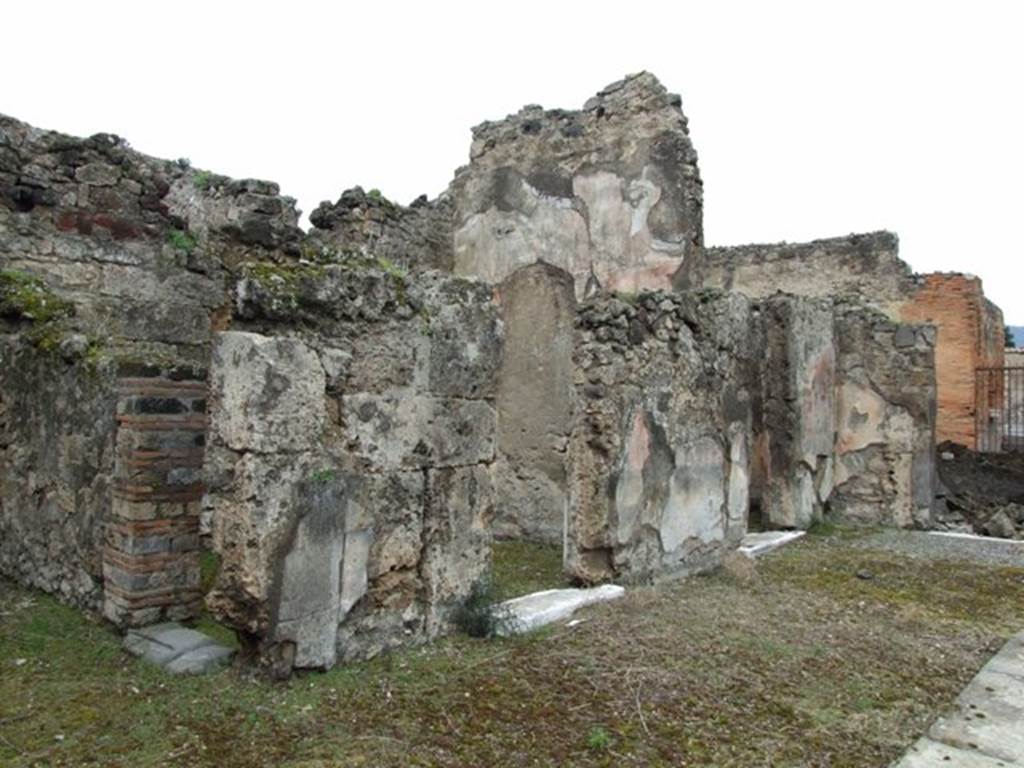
[{"left": 102, "top": 366, "right": 207, "bottom": 627}]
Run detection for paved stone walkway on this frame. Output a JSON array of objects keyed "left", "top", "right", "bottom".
[
  {"left": 856, "top": 529, "right": 1024, "bottom": 568},
  {"left": 123, "top": 623, "right": 235, "bottom": 675},
  {"left": 893, "top": 630, "right": 1024, "bottom": 766}
]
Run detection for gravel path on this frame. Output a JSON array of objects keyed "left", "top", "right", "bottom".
[{"left": 854, "top": 529, "right": 1024, "bottom": 568}]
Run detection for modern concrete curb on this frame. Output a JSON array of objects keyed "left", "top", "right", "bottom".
[{"left": 892, "top": 630, "right": 1024, "bottom": 766}]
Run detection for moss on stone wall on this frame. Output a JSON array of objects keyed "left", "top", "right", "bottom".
[
  {"left": 0, "top": 270, "right": 74, "bottom": 324},
  {"left": 0, "top": 269, "right": 87, "bottom": 356}
]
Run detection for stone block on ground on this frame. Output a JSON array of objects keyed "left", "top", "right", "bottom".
[
  {"left": 123, "top": 622, "right": 234, "bottom": 674},
  {"left": 496, "top": 584, "right": 625, "bottom": 636},
  {"left": 737, "top": 531, "right": 806, "bottom": 559}
]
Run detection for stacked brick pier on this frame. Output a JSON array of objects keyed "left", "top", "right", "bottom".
[{"left": 102, "top": 364, "right": 208, "bottom": 627}]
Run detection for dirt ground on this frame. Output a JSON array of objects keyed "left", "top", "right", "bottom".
[
  {"left": 2, "top": 530, "right": 1022, "bottom": 768},
  {"left": 936, "top": 441, "right": 1024, "bottom": 538}
]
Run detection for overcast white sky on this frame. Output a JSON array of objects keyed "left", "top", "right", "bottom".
[{"left": 4, "top": 1, "right": 1022, "bottom": 322}]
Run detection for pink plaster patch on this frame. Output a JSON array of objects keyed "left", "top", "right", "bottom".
[{"left": 626, "top": 411, "right": 651, "bottom": 473}]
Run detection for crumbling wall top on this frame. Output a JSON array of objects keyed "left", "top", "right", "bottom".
[
  {"left": 466, "top": 72, "right": 691, "bottom": 163},
  {"left": 307, "top": 186, "right": 454, "bottom": 272}
]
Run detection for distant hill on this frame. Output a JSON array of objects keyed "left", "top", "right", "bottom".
[{"left": 1011, "top": 326, "right": 1024, "bottom": 348}]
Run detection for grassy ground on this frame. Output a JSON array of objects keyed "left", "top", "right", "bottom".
[
  {"left": 490, "top": 540, "right": 568, "bottom": 598},
  {"left": 2, "top": 531, "right": 1023, "bottom": 767}
]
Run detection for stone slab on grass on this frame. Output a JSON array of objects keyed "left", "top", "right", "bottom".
[
  {"left": 164, "top": 643, "right": 235, "bottom": 675},
  {"left": 737, "top": 530, "right": 806, "bottom": 559},
  {"left": 497, "top": 584, "right": 625, "bottom": 636},
  {"left": 124, "top": 622, "right": 234, "bottom": 675}
]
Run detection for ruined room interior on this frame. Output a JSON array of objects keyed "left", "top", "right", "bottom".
[{"left": 0, "top": 72, "right": 1006, "bottom": 672}]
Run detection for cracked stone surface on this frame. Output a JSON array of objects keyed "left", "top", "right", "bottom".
[{"left": 123, "top": 622, "right": 234, "bottom": 675}]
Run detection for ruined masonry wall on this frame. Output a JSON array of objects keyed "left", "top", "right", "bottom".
[
  {"left": 901, "top": 274, "right": 1005, "bottom": 447},
  {"left": 0, "top": 338, "right": 116, "bottom": 610},
  {"left": 203, "top": 263, "right": 502, "bottom": 669},
  {"left": 0, "top": 112, "right": 302, "bottom": 624},
  {"left": 752, "top": 295, "right": 935, "bottom": 530},
  {"left": 308, "top": 187, "right": 453, "bottom": 273},
  {"left": 1, "top": 72, "right": 945, "bottom": 673},
  {"left": 564, "top": 290, "right": 936, "bottom": 579},
  {"left": 691, "top": 232, "right": 916, "bottom": 314},
  {"left": 450, "top": 73, "right": 705, "bottom": 544},
  {"left": 567, "top": 291, "right": 758, "bottom": 584},
  {"left": 831, "top": 301, "right": 936, "bottom": 527}
]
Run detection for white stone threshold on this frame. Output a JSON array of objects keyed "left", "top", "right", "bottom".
[
  {"left": 928, "top": 530, "right": 1024, "bottom": 545},
  {"left": 737, "top": 530, "right": 806, "bottom": 558},
  {"left": 496, "top": 584, "right": 625, "bottom": 636}
]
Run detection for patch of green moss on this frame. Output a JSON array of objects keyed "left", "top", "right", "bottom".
[
  {"left": 241, "top": 261, "right": 328, "bottom": 314},
  {"left": 366, "top": 188, "right": 397, "bottom": 209},
  {"left": 244, "top": 261, "right": 326, "bottom": 292},
  {"left": 167, "top": 228, "right": 198, "bottom": 254},
  {"left": 81, "top": 337, "right": 106, "bottom": 372},
  {"left": 192, "top": 170, "right": 212, "bottom": 190},
  {"left": 0, "top": 270, "right": 86, "bottom": 357},
  {"left": 244, "top": 255, "right": 412, "bottom": 312},
  {"left": 310, "top": 467, "right": 337, "bottom": 484},
  {"left": 0, "top": 270, "right": 74, "bottom": 324},
  {"left": 806, "top": 518, "right": 838, "bottom": 537},
  {"left": 248, "top": 261, "right": 324, "bottom": 282},
  {"left": 199, "top": 550, "right": 221, "bottom": 596}
]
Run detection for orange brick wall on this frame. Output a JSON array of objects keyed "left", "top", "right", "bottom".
[{"left": 901, "top": 274, "right": 1005, "bottom": 447}]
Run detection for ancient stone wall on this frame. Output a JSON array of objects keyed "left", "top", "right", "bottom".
[
  {"left": 0, "top": 75, "right": 947, "bottom": 671},
  {"left": 202, "top": 261, "right": 502, "bottom": 669},
  {"left": 565, "top": 288, "right": 936, "bottom": 580},
  {"left": 697, "top": 232, "right": 996, "bottom": 458},
  {"left": 0, "top": 333, "right": 116, "bottom": 611},
  {"left": 901, "top": 274, "right": 1005, "bottom": 447},
  {"left": 0, "top": 113, "right": 301, "bottom": 624},
  {"left": 451, "top": 73, "right": 705, "bottom": 545},
  {"left": 567, "top": 291, "right": 758, "bottom": 584},
  {"left": 830, "top": 301, "right": 936, "bottom": 527},
  {"left": 752, "top": 295, "right": 935, "bottom": 530},
  {"left": 688, "top": 232, "right": 915, "bottom": 314},
  {"left": 450, "top": 72, "right": 703, "bottom": 298}
]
